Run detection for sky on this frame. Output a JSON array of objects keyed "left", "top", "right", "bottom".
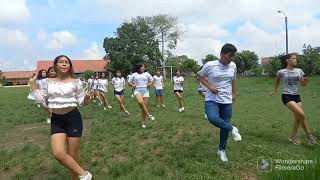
[{"left": 1, "top": 0, "right": 320, "bottom": 71}]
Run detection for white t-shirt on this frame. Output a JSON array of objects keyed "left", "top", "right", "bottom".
[
  {"left": 98, "top": 79, "right": 108, "bottom": 92},
  {"left": 198, "top": 60, "right": 237, "bottom": 104},
  {"left": 92, "top": 79, "right": 99, "bottom": 89},
  {"left": 88, "top": 78, "right": 93, "bottom": 88},
  {"left": 127, "top": 74, "right": 131, "bottom": 80},
  {"left": 33, "top": 79, "right": 85, "bottom": 108},
  {"left": 173, "top": 76, "right": 184, "bottom": 91},
  {"left": 128, "top": 72, "right": 154, "bottom": 88},
  {"left": 153, "top": 75, "right": 163, "bottom": 90},
  {"left": 36, "top": 78, "right": 47, "bottom": 90},
  {"left": 112, "top": 77, "right": 125, "bottom": 92}
]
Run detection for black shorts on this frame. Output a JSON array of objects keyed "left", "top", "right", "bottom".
[
  {"left": 282, "top": 94, "right": 301, "bottom": 105},
  {"left": 51, "top": 108, "right": 83, "bottom": 137},
  {"left": 174, "top": 90, "right": 184, "bottom": 94},
  {"left": 114, "top": 90, "right": 125, "bottom": 96}
]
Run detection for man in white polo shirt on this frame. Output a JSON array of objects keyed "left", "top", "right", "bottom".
[{"left": 197, "top": 43, "right": 241, "bottom": 162}]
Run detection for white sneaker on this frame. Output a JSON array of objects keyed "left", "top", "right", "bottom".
[
  {"left": 162, "top": 104, "right": 166, "bottom": 108},
  {"left": 125, "top": 111, "right": 130, "bottom": 115},
  {"left": 231, "top": 126, "right": 242, "bottom": 142},
  {"left": 131, "top": 94, "right": 134, "bottom": 98},
  {"left": 181, "top": 107, "right": 185, "bottom": 111},
  {"left": 178, "top": 108, "right": 182, "bottom": 112},
  {"left": 204, "top": 114, "right": 208, "bottom": 119},
  {"left": 103, "top": 107, "right": 107, "bottom": 111},
  {"left": 141, "top": 122, "right": 146, "bottom": 128},
  {"left": 157, "top": 105, "right": 160, "bottom": 108},
  {"left": 98, "top": 102, "right": 101, "bottom": 106},
  {"left": 148, "top": 115, "right": 155, "bottom": 121},
  {"left": 47, "top": 118, "right": 51, "bottom": 124},
  {"left": 79, "top": 171, "right": 92, "bottom": 180},
  {"left": 217, "top": 150, "right": 228, "bottom": 162},
  {"left": 93, "top": 99, "right": 96, "bottom": 103},
  {"left": 108, "top": 105, "right": 112, "bottom": 109},
  {"left": 37, "top": 104, "right": 41, "bottom": 108}
]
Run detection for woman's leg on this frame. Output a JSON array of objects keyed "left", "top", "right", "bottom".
[
  {"left": 287, "top": 102, "right": 311, "bottom": 134},
  {"left": 143, "top": 97, "right": 149, "bottom": 111},
  {"left": 99, "top": 91, "right": 107, "bottom": 107},
  {"left": 175, "top": 92, "right": 182, "bottom": 108},
  {"left": 51, "top": 134, "right": 86, "bottom": 177},
  {"left": 180, "top": 92, "right": 184, "bottom": 108},
  {"left": 115, "top": 95, "right": 126, "bottom": 112},
  {"left": 135, "top": 94, "right": 149, "bottom": 121},
  {"left": 67, "top": 137, "right": 81, "bottom": 180}
]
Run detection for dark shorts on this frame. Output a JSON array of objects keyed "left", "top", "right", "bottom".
[
  {"left": 155, "top": 89, "right": 163, "bottom": 96},
  {"left": 282, "top": 94, "right": 301, "bottom": 105},
  {"left": 114, "top": 90, "right": 125, "bottom": 96},
  {"left": 174, "top": 90, "right": 183, "bottom": 94},
  {"left": 51, "top": 108, "right": 83, "bottom": 137}
]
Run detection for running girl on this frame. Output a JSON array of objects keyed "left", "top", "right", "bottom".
[
  {"left": 112, "top": 70, "right": 130, "bottom": 115},
  {"left": 30, "top": 55, "right": 93, "bottom": 180},
  {"left": 173, "top": 70, "right": 184, "bottom": 112},
  {"left": 98, "top": 72, "right": 112, "bottom": 110},
  {"left": 153, "top": 69, "right": 165, "bottom": 108},
  {"left": 128, "top": 64, "right": 155, "bottom": 128},
  {"left": 271, "top": 53, "right": 317, "bottom": 145}
]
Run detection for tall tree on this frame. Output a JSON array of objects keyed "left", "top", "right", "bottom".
[
  {"left": 233, "top": 50, "right": 259, "bottom": 74},
  {"left": 202, "top": 54, "right": 219, "bottom": 65},
  {"left": 103, "top": 19, "right": 161, "bottom": 75},
  {"left": 136, "top": 15, "right": 183, "bottom": 78}
]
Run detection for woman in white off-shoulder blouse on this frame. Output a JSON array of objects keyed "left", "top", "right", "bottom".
[{"left": 29, "top": 55, "right": 93, "bottom": 180}]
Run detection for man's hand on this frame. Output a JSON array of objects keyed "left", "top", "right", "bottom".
[
  {"left": 232, "top": 94, "right": 236, "bottom": 101},
  {"left": 208, "top": 85, "right": 219, "bottom": 94}
]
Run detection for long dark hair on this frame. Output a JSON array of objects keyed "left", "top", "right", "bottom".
[
  {"left": 46, "top": 66, "right": 56, "bottom": 78},
  {"left": 115, "top": 70, "right": 123, "bottom": 77},
  {"left": 135, "top": 64, "right": 145, "bottom": 74},
  {"left": 37, "top": 69, "right": 47, "bottom": 80},
  {"left": 280, "top": 53, "right": 296, "bottom": 68},
  {"left": 53, "top": 55, "right": 74, "bottom": 78}
]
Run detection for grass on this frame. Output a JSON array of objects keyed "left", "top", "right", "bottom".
[{"left": 0, "top": 77, "right": 320, "bottom": 180}]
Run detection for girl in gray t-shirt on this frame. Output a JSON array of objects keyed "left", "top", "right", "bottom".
[{"left": 271, "top": 53, "right": 317, "bottom": 145}]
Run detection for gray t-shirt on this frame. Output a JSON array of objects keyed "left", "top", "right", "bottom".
[{"left": 277, "top": 68, "right": 305, "bottom": 95}]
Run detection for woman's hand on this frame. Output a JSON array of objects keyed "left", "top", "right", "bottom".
[
  {"left": 300, "top": 76, "right": 309, "bottom": 87},
  {"left": 29, "top": 73, "right": 38, "bottom": 91},
  {"left": 270, "top": 90, "right": 276, "bottom": 96}
]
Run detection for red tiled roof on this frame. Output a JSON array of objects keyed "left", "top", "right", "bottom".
[
  {"left": 261, "top": 57, "right": 272, "bottom": 65},
  {"left": 37, "top": 59, "right": 108, "bottom": 73},
  {"left": 2, "top": 71, "right": 35, "bottom": 79}
]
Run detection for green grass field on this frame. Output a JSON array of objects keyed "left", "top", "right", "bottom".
[{"left": 1, "top": 77, "right": 320, "bottom": 180}]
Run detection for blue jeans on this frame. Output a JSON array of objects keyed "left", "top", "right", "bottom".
[{"left": 205, "top": 101, "right": 233, "bottom": 150}]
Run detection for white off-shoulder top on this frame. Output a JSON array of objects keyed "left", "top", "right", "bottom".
[{"left": 32, "top": 79, "right": 85, "bottom": 108}]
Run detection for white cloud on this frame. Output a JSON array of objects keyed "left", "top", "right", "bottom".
[
  {"left": 79, "top": 0, "right": 320, "bottom": 60},
  {"left": 0, "top": 27, "right": 31, "bottom": 48},
  {"left": 0, "top": 0, "right": 30, "bottom": 23},
  {"left": 83, "top": 42, "right": 104, "bottom": 59},
  {"left": 37, "top": 29, "right": 47, "bottom": 41},
  {"left": 172, "top": 23, "right": 227, "bottom": 63},
  {"left": 0, "top": 59, "right": 35, "bottom": 71},
  {"left": 46, "top": 30, "right": 78, "bottom": 50}
]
